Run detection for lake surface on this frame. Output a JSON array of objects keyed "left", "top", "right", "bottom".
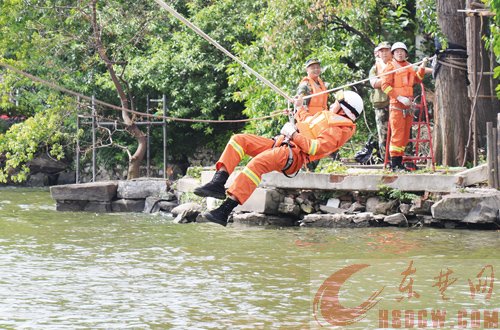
[{"left": 1, "top": 188, "right": 499, "bottom": 329}]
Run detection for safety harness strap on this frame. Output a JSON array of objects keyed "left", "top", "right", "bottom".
[{"left": 273, "top": 135, "right": 299, "bottom": 178}]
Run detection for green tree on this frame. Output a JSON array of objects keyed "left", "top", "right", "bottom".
[
  {"left": 0, "top": 0, "right": 448, "bottom": 183},
  {"left": 228, "top": 0, "right": 419, "bottom": 145},
  {"left": 488, "top": 0, "right": 500, "bottom": 98},
  {"left": 0, "top": 0, "right": 252, "bottom": 182}
]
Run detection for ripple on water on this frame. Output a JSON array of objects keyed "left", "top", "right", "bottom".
[{"left": 0, "top": 190, "right": 499, "bottom": 328}]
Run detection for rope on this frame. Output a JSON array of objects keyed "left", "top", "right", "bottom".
[
  {"left": 302, "top": 56, "right": 435, "bottom": 100},
  {"left": 152, "top": 0, "right": 293, "bottom": 103},
  {"left": 437, "top": 59, "right": 467, "bottom": 71},
  {"left": 0, "top": 61, "right": 282, "bottom": 123},
  {"left": 0, "top": 56, "right": 436, "bottom": 124}
]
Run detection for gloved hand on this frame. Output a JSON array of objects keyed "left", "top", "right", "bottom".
[
  {"left": 280, "top": 122, "right": 297, "bottom": 139},
  {"left": 293, "top": 95, "right": 304, "bottom": 109},
  {"left": 421, "top": 57, "right": 429, "bottom": 67},
  {"left": 397, "top": 95, "right": 412, "bottom": 106}
]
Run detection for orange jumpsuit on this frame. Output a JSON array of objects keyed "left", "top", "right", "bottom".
[
  {"left": 298, "top": 76, "right": 328, "bottom": 115},
  {"left": 381, "top": 59, "right": 425, "bottom": 157},
  {"left": 215, "top": 110, "right": 356, "bottom": 204}
]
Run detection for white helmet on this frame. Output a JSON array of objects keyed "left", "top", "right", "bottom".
[
  {"left": 391, "top": 42, "right": 408, "bottom": 53},
  {"left": 334, "top": 90, "right": 364, "bottom": 121}
]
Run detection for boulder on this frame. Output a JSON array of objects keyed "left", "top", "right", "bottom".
[
  {"left": 431, "top": 192, "right": 500, "bottom": 223},
  {"left": 384, "top": 213, "right": 408, "bottom": 226},
  {"left": 365, "top": 196, "right": 381, "bottom": 213},
  {"left": 28, "top": 155, "right": 67, "bottom": 174}
]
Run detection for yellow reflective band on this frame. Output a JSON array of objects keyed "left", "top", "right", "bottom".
[
  {"left": 416, "top": 72, "right": 424, "bottom": 80},
  {"left": 229, "top": 139, "right": 244, "bottom": 159},
  {"left": 310, "top": 113, "right": 326, "bottom": 127},
  {"left": 242, "top": 167, "right": 261, "bottom": 186},
  {"left": 383, "top": 86, "right": 393, "bottom": 94},
  {"left": 308, "top": 139, "right": 318, "bottom": 155},
  {"left": 389, "top": 145, "right": 405, "bottom": 152}
]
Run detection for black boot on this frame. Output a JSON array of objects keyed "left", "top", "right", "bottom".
[
  {"left": 204, "top": 198, "right": 239, "bottom": 226},
  {"left": 194, "top": 171, "right": 229, "bottom": 200},
  {"left": 390, "top": 156, "right": 405, "bottom": 172}
]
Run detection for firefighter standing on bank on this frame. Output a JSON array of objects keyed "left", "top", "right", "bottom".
[
  {"left": 193, "top": 91, "right": 364, "bottom": 226},
  {"left": 369, "top": 41, "right": 392, "bottom": 159},
  {"left": 296, "top": 58, "right": 329, "bottom": 115},
  {"left": 381, "top": 42, "right": 428, "bottom": 171},
  {"left": 296, "top": 58, "right": 331, "bottom": 171}
]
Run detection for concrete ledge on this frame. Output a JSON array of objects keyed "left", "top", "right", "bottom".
[
  {"left": 235, "top": 188, "right": 284, "bottom": 214},
  {"left": 260, "top": 172, "right": 464, "bottom": 192},
  {"left": 176, "top": 177, "right": 200, "bottom": 193}
]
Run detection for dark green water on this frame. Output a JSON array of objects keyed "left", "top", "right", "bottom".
[{"left": 1, "top": 188, "right": 499, "bottom": 329}]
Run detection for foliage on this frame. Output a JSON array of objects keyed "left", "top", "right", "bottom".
[
  {"left": 0, "top": 96, "right": 76, "bottom": 183},
  {"left": 377, "top": 184, "right": 419, "bottom": 203},
  {"left": 186, "top": 166, "right": 203, "bottom": 179},
  {"left": 417, "top": 0, "right": 445, "bottom": 49},
  {"left": 228, "top": 0, "right": 420, "bottom": 137},
  {"left": 486, "top": 0, "right": 500, "bottom": 98},
  {"left": 315, "top": 158, "right": 348, "bottom": 174},
  {"left": 0, "top": 0, "right": 441, "bottom": 181}
]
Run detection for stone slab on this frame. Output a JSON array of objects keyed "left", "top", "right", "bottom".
[
  {"left": 55, "top": 200, "right": 111, "bottom": 212},
  {"left": 50, "top": 181, "right": 118, "bottom": 201},
  {"left": 117, "top": 179, "right": 168, "bottom": 199},
  {"left": 232, "top": 212, "right": 296, "bottom": 227},
  {"left": 111, "top": 199, "right": 146, "bottom": 212},
  {"left": 455, "top": 164, "right": 488, "bottom": 187}
]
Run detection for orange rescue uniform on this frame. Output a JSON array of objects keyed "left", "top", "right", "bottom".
[
  {"left": 381, "top": 59, "right": 425, "bottom": 157},
  {"left": 299, "top": 76, "right": 328, "bottom": 115},
  {"left": 215, "top": 110, "right": 355, "bottom": 204}
]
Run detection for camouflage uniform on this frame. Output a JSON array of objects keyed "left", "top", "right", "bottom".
[
  {"left": 369, "top": 63, "right": 389, "bottom": 158},
  {"left": 296, "top": 80, "right": 313, "bottom": 108}
]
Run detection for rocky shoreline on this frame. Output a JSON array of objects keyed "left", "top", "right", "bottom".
[{"left": 49, "top": 174, "right": 500, "bottom": 230}]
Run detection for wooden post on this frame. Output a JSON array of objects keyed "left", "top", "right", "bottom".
[
  {"left": 497, "top": 113, "right": 500, "bottom": 187},
  {"left": 486, "top": 122, "right": 495, "bottom": 188},
  {"left": 493, "top": 126, "right": 499, "bottom": 189}
]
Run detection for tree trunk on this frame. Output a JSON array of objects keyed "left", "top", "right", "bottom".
[
  {"left": 90, "top": 0, "right": 146, "bottom": 179},
  {"left": 466, "top": 0, "right": 500, "bottom": 163},
  {"left": 434, "top": 0, "right": 471, "bottom": 166}
]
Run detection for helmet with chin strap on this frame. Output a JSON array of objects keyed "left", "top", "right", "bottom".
[
  {"left": 391, "top": 42, "right": 408, "bottom": 53},
  {"left": 333, "top": 90, "right": 364, "bottom": 121}
]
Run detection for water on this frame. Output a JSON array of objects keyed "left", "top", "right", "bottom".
[{"left": 0, "top": 188, "right": 499, "bottom": 329}]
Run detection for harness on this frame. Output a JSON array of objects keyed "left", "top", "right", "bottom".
[
  {"left": 272, "top": 135, "right": 299, "bottom": 178},
  {"left": 391, "top": 106, "right": 414, "bottom": 117}
]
